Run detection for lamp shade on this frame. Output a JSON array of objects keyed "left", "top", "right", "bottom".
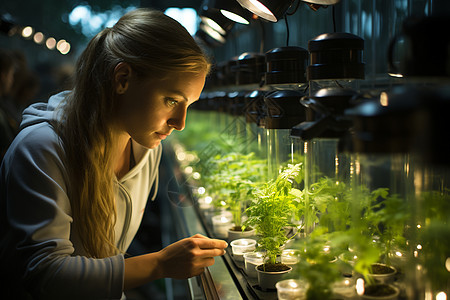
[
  {"left": 200, "top": 6, "right": 235, "bottom": 35},
  {"left": 302, "top": 0, "right": 340, "bottom": 4},
  {"left": 211, "top": 0, "right": 254, "bottom": 24},
  {"left": 236, "top": 0, "right": 296, "bottom": 22}
]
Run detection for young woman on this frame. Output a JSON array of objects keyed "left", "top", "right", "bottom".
[{"left": 0, "top": 8, "right": 227, "bottom": 299}]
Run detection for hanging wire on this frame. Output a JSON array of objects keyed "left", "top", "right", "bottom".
[
  {"left": 284, "top": 14, "right": 290, "bottom": 46},
  {"left": 332, "top": 5, "right": 337, "bottom": 32},
  {"left": 332, "top": 4, "right": 340, "bottom": 87}
]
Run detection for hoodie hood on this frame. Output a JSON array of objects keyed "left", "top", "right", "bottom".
[{"left": 20, "top": 91, "right": 69, "bottom": 130}]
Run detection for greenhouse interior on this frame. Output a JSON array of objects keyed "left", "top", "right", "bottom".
[{"left": 1, "top": 0, "right": 449, "bottom": 299}]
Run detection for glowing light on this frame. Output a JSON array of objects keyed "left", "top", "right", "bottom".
[
  {"left": 33, "top": 32, "right": 44, "bottom": 44},
  {"left": 21, "top": 26, "right": 33, "bottom": 38},
  {"left": 220, "top": 201, "right": 226, "bottom": 206},
  {"left": 205, "top": 196, "right": 212, "bottom": 204},
  {"left": 388, "top": 72, "right": 404, "bottom": 78},
  {"left": 184, "top": 166, "right": 193, "bottom": 174},
  {"left": 57, "top": 40, "right": 71, "bottom": 55},
  {"left": 246, "top": 0, "right": 276, "bottom": 21},
  {"left": 45, "top": 37, "right": 56, "bottom": 50},
  {"left": 323, "top": 245, "right": 330, "bottom": 252},
  {"left": 446, "top": 257, "right": 450, "bottom": 272},
  {"left": 60, "top": 44, "right": 71, "bottom": 55},
  {"left": 395, "top": 251, "right": 403, "bottom": 257},
  {"left": 417, "top": 224, "right": 422, "bottom": 229},
  {"left": 197, "top": 187, "right": 206, "bottom": 195},
  {"left": 417, "top": 244, "right": 422, "bottom": 250},
  {"left": 220, "top": 216, "right": 229, "bottom": 223},
  {"left": 220, "top": 9, "right": 249, "bottom": 25},
  {"left": 200, "top": 23, "right": 225, "bottom": 43},
  {"left": 380, "top": 92, "right": 389, "bottom": 106},
  {"left": 436, "top": 292, "right": 447, "bottom": 300},
  {"left": 356, "top": 278, "right": 365, "bottom": 296},
  {"left": 193, "top": 172, "right": 201, "bottom": 180},
  {"left": 176, "top": 151, "right": 186, "bottom": 161},
  {"left": 288, "top": 281, "right": 299, "bottom": 288},
  {"left": 56, "top": 39, "right": 67, "bottom": 51},
  {"left": 201, "top": 16, "right": 225, "bottom": 35}
]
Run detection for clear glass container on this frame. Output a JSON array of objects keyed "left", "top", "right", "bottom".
[{"left": 263, "top": 89, "right": 306, "bottom": 180}]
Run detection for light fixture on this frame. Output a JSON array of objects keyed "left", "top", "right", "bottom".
[
  {"left": 200, "top": 6, "right": 235, "bottom": 36},
  {"left": 307, "top": 32, "right": 365, "bottom": 81},
  {"left": 209, "top": 0, "right": 254, "bottom": 25},
  {"left": 302, "top": 0, "right": 340, "bottom": 12},
  {"left": 301, "top": 0, "right": 340, "bottom": 4},
  {"left": 235, "top": 0, "right": 295, "bottom": 22},
  {"left": 199, "top": 22, "right": 226, "bottom": 44}
]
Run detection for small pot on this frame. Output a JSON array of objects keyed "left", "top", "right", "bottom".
[
  {"left": 276, "top": 279, "right": 308, "bottom": 300},
  {"left": 230, "top": 238, "right": 257, "bottom": 263},
  {"left": 368, "top": 263, "right": 397, "bottom": 284},
  {"left": 361, "top": 283, "right": 400, "bottom": 300},
  {"left": 256, "top": 263, "right": 292, "bottom": 291},
  {"left": 227, "top": 226, "right": 256, "bottom": 242},
  {"left": 244, "top": 252, "right": 264, "bottom": 278}
]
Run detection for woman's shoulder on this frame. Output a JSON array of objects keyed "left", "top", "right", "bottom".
[{"left": 3, "top": 121, "right": 65, "bottom": 171}]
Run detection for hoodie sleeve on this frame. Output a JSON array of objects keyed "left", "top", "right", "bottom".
[{"left": 0, "top": 122, "right": 124, "bottom": 300}]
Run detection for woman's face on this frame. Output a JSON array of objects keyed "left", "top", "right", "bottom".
[{"left": 114, "top": 66, "right": 207, "bottom": 149}]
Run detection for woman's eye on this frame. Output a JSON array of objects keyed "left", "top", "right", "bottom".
[{"left": 165, "top": 98, "right": 178, "bottom": 107}]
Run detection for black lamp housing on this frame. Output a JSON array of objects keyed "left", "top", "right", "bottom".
[
  {"left": 307, "top": 32, "right": 365, "bottom": 81},
  {"left": 209, "top": 0, "right": 254, "bottom": 24},
  {"left": 199, "top": 6, "right": 235, "bottom": 36},
  {"left": 265, "top": 46, "right": 309, "bottom": 85},
  {"left": 235, "top": 0, "right": 296, "bottom": 22}
]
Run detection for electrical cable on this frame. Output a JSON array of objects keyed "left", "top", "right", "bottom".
[
  {"left": 284, "top": 14, "right": 290, "bottom": 46},
  {"left": 332, "top": 5, "right": 336, "bottom": 32}
]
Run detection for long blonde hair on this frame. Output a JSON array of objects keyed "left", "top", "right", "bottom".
[{"left": 58, "top": 8, "right": 211, "bottom": 258}]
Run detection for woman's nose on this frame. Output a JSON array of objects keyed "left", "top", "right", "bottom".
[{"left": 167, "top": 106, "right": 187, "bottom": 131}]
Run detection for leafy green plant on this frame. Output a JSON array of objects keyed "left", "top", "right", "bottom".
[
  {"left": 202, "top": 152, "right": 267, "bottom": 228},
  {"left": 293, "top": 228, "right": 343, "bottom": 299},
  {"left": 243, "top": 163, "right": 303, "bottom": 266},
  {"left": 416, "top": 189, "right": 450, "bottom": 293}
]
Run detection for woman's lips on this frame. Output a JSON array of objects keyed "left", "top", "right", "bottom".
[{"left": 156, "top": 133, "right": 169, "bottom": 140}]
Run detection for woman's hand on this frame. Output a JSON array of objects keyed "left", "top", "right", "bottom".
[
  {"left": 157, "top": 234, "right": 228, "bottom": 279},
  {"left": 124, "top": 234, "right": 227, "bottom": 290}
]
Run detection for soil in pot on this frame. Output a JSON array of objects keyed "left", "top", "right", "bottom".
[
  {"left": 367, "top": 263, "right": 397, "bottom": 285},
  {"left": 256, "top": 263, "right": 292, "bottom": 291},
  {"left": 230, "top": 225, "right": 253, "bottom": 232},
  {"left": 370, "top": 264, "right": 396, "bottom": 275},
  {"left": 257, "top": 263, "right": 291, "bottom": 272}
]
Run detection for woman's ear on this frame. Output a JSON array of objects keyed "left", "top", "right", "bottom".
[{"left": 114, "top": 62, "right": 131, "bottom": 94}]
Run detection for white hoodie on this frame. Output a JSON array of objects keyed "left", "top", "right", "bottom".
[{"left": 0, "top": 91, "right": 162, "bottom": 299}]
